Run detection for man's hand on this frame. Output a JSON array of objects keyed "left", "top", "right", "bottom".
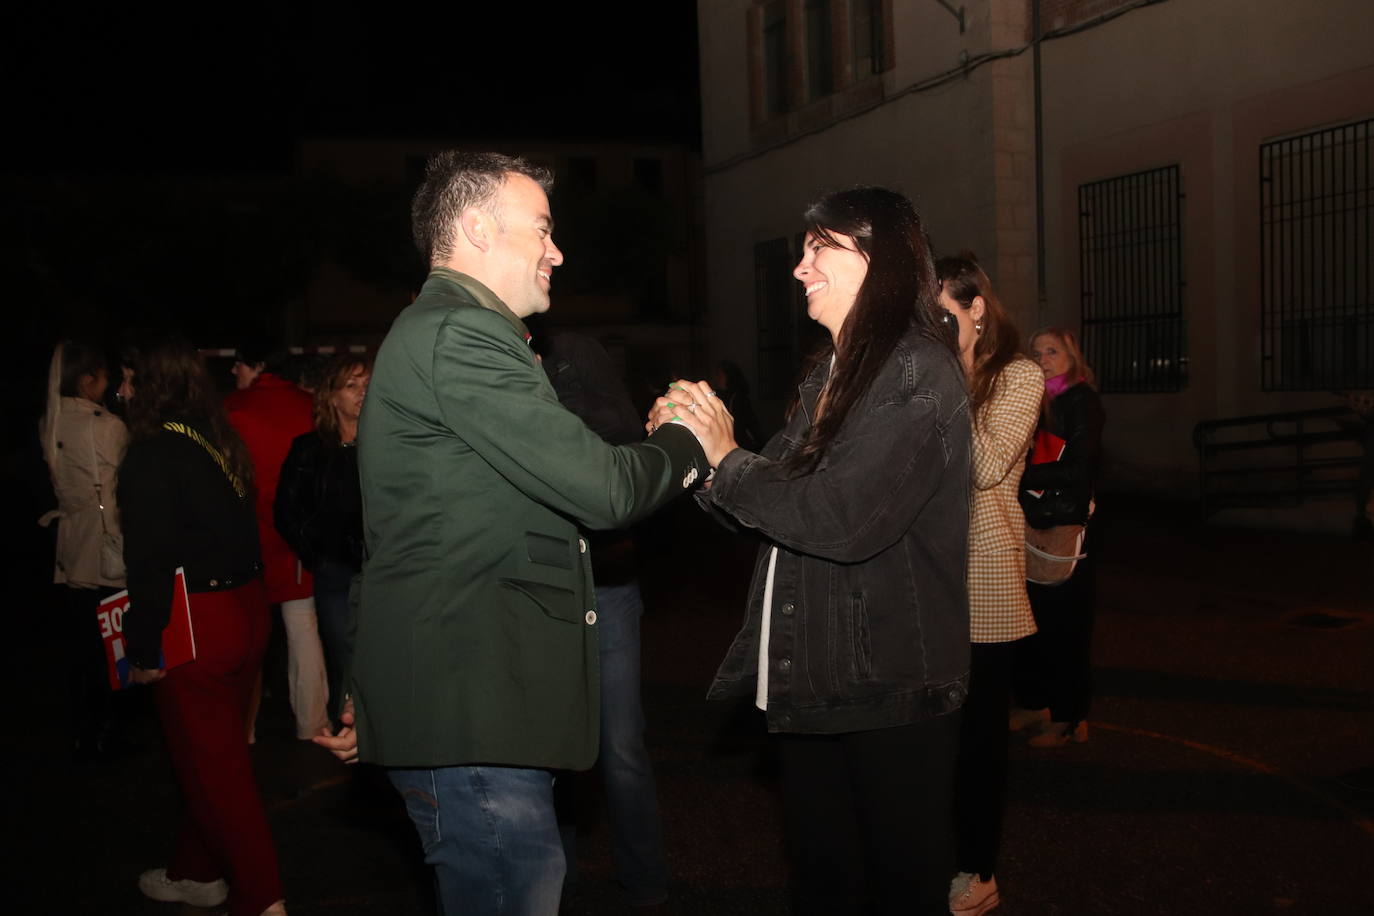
[
  {"left": 648, "top": 379, "right": 739, "bottom": 469},
  {"left": 312, "top": 697, "right": 359, "bottom": 764},
  {"left": 128, "top": 665, "right": 165, "bottom": 685}
]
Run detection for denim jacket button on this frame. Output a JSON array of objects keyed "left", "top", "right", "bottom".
[
  {"left": 780, "top": 602, "right": 795, "bottom": 616},
  {"left": 778, "top": 657, "right": 791, "bottom": 672}
]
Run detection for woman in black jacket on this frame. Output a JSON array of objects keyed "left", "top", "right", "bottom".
[
  {"left": 274, "top": 354, "right": 370, "bottom": 721},
  {"left": 120, "top": 332, "right": 286, "bottom": 916},
  {"left": 1013, "top": 327, "right": 1106, "bottom": 748},
  {"left": 651, "top": 187, "right": 971, "bottom": 916}
]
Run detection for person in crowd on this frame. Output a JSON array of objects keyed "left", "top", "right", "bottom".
[
  {"left": 651, "top": 187, "right": 971, "bottom": 916},
  {"left": 225, "top": 340, "right": 328, "bottom": 740},
  {"left": 936, "top": 254, "right": 1043, "bottom": 915},
  {"left": 538, "top": 326, "right": 670, "bottom": 907},
  {"left": 315, "top": 150, "right": 716, "bottom": 915},
  {"left": 38, "top": 340, "right": 129, "bottom": 760},
  {"left": 1012, "top": 327, "right": 1106, "bottom": 748},
  {"left": 119, "top": 331, "right": 286, "bottom": 916},
  {"left": 274, "top": 354, "right": 371, "bottom": 721}
]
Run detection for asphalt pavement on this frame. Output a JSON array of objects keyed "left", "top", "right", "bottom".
[{"left": 18, "top": 497, "right": 1374, "bottom": 915}]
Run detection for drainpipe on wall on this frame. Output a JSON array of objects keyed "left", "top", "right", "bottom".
[{"left": 1032, "top": 0, "right": 1047, "bottom": 326}]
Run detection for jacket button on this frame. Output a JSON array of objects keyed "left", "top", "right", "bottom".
[
  {"left": 208, "top": 579, "right": 218, "bottom": 588},
  {"left": 778, "top": 657, "right": 791, "bottom": 672},
  {"left": 578, "top": 538, "right": 587, "bottom": 554},
  {"left": 585, "top": 610, "right": 597, "bottom": 625},
  {"left": 780, "top": 602, "right": 794, "bottom": 616}
]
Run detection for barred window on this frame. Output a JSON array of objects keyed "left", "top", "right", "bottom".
[
  {"left": 1078, "top": 165, "right": 1187, "bottom": 393},
  {"left": 762, "top": 1, "right": 789, "bottom": 119},
  {"left": 1260, "top": 118, "right": 1373, "bottom": 391}
]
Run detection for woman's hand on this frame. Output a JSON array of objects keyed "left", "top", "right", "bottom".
[
  {"left": 647, "top": 379, "right": 738, "bottom": 469},
  {"left": 128, "top": 665, "right": 165, "bottom": 685},
  {"left": 312, "top": 697, "right": 359, "bottom": 764}
]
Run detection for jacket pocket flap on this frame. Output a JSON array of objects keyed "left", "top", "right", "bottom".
[
  {"left": 499, "top": 577, "right": 583, "bottom": 624},
  {"left": 525, "top": 531, "right": 574, "bottom": 569}
]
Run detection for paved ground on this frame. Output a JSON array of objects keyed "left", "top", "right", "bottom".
[{"left": 17, "top": 497, "right": 1374, "bottom": 915}]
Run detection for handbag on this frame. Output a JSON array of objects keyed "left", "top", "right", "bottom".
[{"left": 1024, "top": 522, "right": 1086, "bottom": 586}]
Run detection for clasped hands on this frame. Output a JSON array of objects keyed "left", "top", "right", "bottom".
[{"left": 646, "top": 379, "right": 738, "bottom": 470}]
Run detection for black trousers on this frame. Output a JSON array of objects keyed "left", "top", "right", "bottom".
[
  {"left": 1014, "top": 548, "right": 1097, "bottom": 724},
  {"left": 954, "top": 640, "right": 1016, "bottom": 879},
  {"left": 63, "top": 584, "right": 118, "bottom": 749},
  {"left": 777, "top": 712, "right": 960, "bottom": 916}
]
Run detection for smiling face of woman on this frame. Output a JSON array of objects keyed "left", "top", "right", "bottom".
[{"left": 794, "top": 231, "right": 869, "bottom": 342}]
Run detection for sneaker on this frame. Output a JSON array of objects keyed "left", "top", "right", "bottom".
[
  {"left": 1027, "top": 719, "right": 1089, "bottom": 748},
  {"left": 1008, "top": 707, "right": 1049, "bottom": 732},
  {"left": 138, "top": 868, "right": 229, "bottom": 907},
  {"left": 950, "top": 872, "right": 1000, "bottom": 915}
]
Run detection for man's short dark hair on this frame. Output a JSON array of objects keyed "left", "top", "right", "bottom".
[{"left": 411, "top": 151, "right": 555, "bottom": 266}]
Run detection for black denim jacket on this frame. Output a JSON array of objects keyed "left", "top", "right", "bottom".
[{"left": 703, "top": 330, "right": 972, "bottom": 734}]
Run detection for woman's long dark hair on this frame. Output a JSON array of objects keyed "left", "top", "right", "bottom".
[
  {"left": 125, "top": 331, "right": 254, "bottom": 487},
  {"left": 787, "top": 186, "right": 954, "bottom": 470},
  {"left": 936, "top": 251, "right": 1027, "bottom": 424}
]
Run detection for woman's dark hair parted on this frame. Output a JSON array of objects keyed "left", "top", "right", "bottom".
[
  {"left": 788, "top": 186, "right": 955, "bottom": 469},
  {"left": 410, "top": 151, "right": 555, "bottom": 266},
  {"left": 936, "top": 251, "right": 1024, "bottom": 422},
  {"left": 124, "top": 331, "right": 254, "bottom": 488}
]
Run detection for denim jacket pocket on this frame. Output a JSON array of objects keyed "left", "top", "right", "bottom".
[{"left": 849, "top": 591, "right": 872, "bottom": 681}]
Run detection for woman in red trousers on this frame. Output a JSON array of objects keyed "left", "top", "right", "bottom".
[{"left": 120, "top": 332, "right": 287, "bottom": 916}]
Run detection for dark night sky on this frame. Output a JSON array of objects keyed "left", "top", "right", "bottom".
[{"left": 6, "top": 3, "right": 702, "bottom": 174}]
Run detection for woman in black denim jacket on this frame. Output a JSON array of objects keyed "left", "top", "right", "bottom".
[{"left": 652, "top": 188, "right": 971, "bottom": 915}]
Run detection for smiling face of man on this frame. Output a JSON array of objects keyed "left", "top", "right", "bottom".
[{"left": 482, "top": 173, "right": 564, "bottom": 318}]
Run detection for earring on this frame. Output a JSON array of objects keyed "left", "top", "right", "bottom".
[{"left": 974, "top": 319, "right": 984, "bottom": 336}]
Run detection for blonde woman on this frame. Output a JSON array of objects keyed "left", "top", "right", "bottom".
[
  {"left": 1014, "top": 327, "right": 1106, "bottom": 749},
  {"left": 937, "top": 254, "right": 1042, "bottom": 916}
]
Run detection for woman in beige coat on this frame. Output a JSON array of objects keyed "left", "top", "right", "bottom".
[
  {"left": 937, "top": 254, "right": 1042, "bottom": 916},
  {"left": 39, "top": 340, "right": 129, "bottom": 758}
]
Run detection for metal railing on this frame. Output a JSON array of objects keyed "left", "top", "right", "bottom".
[{"left": 1193, "top": 406, "right": 1364, "bottom": 512}]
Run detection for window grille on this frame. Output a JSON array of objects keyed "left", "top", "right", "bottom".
[
  {"left": 1260, "top": 118, "right": 1373, "bottom": 391},
  {"left": 850, "top": 0, "right": 883, "bottom": 80},
  {"left": 762, "top": 1, "right": 789, "bottom": 118},
  {"left": 804, "top": 0, "right": 833, "bottom": 100},
  {"left": 1078, "top": 165, "right": 1187, "bottom": 393}
]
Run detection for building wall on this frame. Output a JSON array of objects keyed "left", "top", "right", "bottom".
[
  {"left": 1038, "top": 0, "right": 1374, "bottom": 488},
  {"left": 697, "top": 0, "right": 1037, "bottom": 424},
  {"left": 698, "top": 0, "right": 1374, "bottom": 498}
]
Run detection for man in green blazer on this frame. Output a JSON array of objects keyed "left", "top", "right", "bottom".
[{"left": 315, "top": 151, "right": 722, "bottom": 914}]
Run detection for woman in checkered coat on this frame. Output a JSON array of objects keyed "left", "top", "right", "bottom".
[{"left": 937, "top": 253, "right": 1042, "bottom": 916}]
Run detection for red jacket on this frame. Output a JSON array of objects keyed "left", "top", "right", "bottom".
[{"left": 225, "top": 373, "right": 315, "bottom": 602}]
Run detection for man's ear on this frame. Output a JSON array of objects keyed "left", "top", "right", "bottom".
[{"left": 459, "top": 207, "right": 493, "bottom": 253}]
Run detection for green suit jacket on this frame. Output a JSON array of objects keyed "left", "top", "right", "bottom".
[{"left": 352, "top": 268, "right": 707, "bottom": 769}]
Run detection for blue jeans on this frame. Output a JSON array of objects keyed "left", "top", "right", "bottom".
[
  {"left": 591, "top": 581, "right": 668, "bottom": 902},
  {"left": 312, "top": 557, "right": 356, "bottom": 721},
  {"left": 389, "top": 765, "right": 565, "bottom": 916}
]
